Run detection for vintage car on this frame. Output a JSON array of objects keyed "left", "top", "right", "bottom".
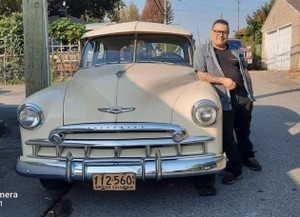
[
  {"left": 228, "top": 38, "right": 253, "bottom": 68},
  {"left": 16, "top": 22, "right": 226, "bottom": 191}
]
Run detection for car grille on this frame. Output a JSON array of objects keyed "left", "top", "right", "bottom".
[{"left": 25, "top": 123, "right": 213, "bottom": 160}]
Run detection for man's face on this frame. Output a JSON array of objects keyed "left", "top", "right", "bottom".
[{"left": 210, "top": 23, "right": 229, "bottom": 48}]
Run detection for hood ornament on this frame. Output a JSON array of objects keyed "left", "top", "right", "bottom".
[
  {"left": 98, "top": 106, "right": 135, "bottom": 114},
  {"left": 115, "top": 70, "right": 125, "bottom": 78}
]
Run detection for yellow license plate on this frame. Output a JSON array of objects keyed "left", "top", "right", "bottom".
[{"left": 92, "top": 173, "right": 136, "bottom": 191}]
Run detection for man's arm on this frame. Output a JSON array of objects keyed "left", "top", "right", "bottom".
[
  {"left": 196, "top": 70, "right": 237, "bottom": 91},
  {"left": 193, "top": 45, "right": 236, "bottom": 91}
]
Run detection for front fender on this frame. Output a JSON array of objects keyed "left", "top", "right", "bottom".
[
  {"left": 171, "top": 80, "right": 223, "bottom": 154},
  {"left": 19, "top": 82, "right": 70, "bottom": 156}
]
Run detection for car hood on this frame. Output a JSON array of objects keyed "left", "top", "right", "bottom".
[{"left": 64, "top": 63, "right": 196, "bottom": 125}]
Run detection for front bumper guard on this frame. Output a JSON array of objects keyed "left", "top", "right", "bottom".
[{"left": 16, "top": 152, "right": 226, "bottom": 182}]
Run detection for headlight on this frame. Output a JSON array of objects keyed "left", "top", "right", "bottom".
[
  {"left": 192, "top": 100, "right": 219, "bottom": 127},
  {"left": 17, "top": 103, "right": 44, "bottom": 130}
]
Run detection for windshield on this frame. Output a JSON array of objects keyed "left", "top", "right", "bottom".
[
  {"left": 227, "top": 40, "right": 246, "bottom": 49},
  {"left": 80, "top": 34, "right": 192, "bottom": 68}
]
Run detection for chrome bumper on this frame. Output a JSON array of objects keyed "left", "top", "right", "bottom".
[{"left": 16, "top": 152, "right": 226, "bottom": 182}]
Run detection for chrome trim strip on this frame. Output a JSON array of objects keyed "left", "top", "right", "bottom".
[
  {"left": 16, "top": 153, "right": 226, "bottom": 180},
  {"left": 155, "top": 150, "right": 162, "bottom": 181},
  {"left": 25, "top": 136, "right": 214, "bottom": 147},
  {"left": 114, "top": 146, "right": 120, "bottom": 158},
  {"left": 176, "top": 144, "right": 181, "bottom": 156},
  {"left": 84, "top": 146, "right": 88, "bottom": 159},
  {"left": 142, "top": 159, "right": 146, "bottom": 181},
  {"left": 49, "top": 123, "right": 186, "bottom": 137},
  {"left": 25, "top": 153, "right": 217, "bottom": 162},
  {"left": 66, "top": 152, "right": 73, "bottom": 183},
  {"left": 26, "top": 139, "right": 52, "bottom": 146},
  {"left": 145, "top": 146, "right": 150, "bottom": 158}
]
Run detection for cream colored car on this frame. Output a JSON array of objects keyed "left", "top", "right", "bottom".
[{"left": 16, "top": 22, "right": 226, "bottom": 191}]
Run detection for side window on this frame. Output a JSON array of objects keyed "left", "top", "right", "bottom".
[
  {"left": 120, "top": 45, "right": 133, "bottom": 62},
  {"left": 97, "top": 43, "right": 105, "bottom": 60},
  {"left": 81, "top": 42, "right": 95, "bottom": 67},
  {"left": 94, "top": 43, "right": 105, "bottom": 64}
]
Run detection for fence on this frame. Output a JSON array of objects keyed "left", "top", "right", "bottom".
[
  {"left": 50, "top": 48, "right": 81, "bottom": 78},
  {"left": 0, "top": 54, "right": 25, "bottom": 84},
  {"left": 0, "top": 50, "right": 81, "bottom": 84}
]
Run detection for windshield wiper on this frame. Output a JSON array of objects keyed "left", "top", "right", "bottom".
[
  {"left": 136, "top": 60, "right": 176, "bottom": 65},
  {"left": 95, "top": 62, "right": 132, "bottom": 67}
]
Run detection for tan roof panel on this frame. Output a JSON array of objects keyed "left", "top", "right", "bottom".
[{"left": 82, "top": 21, "right": 192, "bottom": 39}]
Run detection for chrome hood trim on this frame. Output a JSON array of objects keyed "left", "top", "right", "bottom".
[{"left": 98, "top": 106, "right": 135, "bottom": 114}]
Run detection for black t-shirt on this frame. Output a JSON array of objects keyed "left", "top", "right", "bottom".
[{"left": 214, "top": 47, "right": 247, "bottom": 96}]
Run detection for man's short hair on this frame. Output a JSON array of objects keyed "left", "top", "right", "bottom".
[{"left": 212, "top": 19, "right": 230, "bottom": 30}]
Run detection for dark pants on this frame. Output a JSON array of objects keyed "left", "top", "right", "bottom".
[{"left": 223, "top": 94, "right": 255, "bottom": 176}]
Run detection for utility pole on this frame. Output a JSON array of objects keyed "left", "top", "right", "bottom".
[
  {"left": 164, "top": 0, "right": 167, "bottom": 24},
  {"left": 23, "top": 0, "right": 50, "bottom": 97},
  {"left": 237, "top": 0, "right": 240, "bottom": 31}
]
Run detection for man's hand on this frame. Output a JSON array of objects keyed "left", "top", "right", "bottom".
[{"left": 221, "top": 77, "right": 236, "bottom": 90}]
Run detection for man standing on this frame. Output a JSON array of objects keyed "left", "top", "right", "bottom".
[{"left": 194, "top": 19, "right": 262, "bottom": 185}]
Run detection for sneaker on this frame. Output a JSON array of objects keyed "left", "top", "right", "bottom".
[
  {"left": 244, "top": 157, "right": 262, "bottom": 171},
  {"left": 222, "top": 172, "right": 242, "bottom": 185}
]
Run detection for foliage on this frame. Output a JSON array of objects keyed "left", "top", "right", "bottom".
[
  {"left": 141, "top": 0, "right": 174, "bottom": 24},
  {"left": 117, "top": 2, "right": 140, "bottom": 23},
  {"left": 235, "top": 0, "right": 275, "bottom": 58},
  {"left": 48, "top": 17, "right": 86, "bottom": 45},
  {"left": 106, "top": 0, "right": 126, "bottom": 22},
  {"left": 0, "top": 56, "right": 25, "bottom": 84},
  {"left": 0, "top": 0, "right": 22, "bottom": 16},
  {"left": 0, "top": 12, "right": 24, "bottom": 84},
  {"left": 0, "top": 12, "right": 24, "bottom": 55},
  {"left": 48, "top": 0, "right": 124, "bottom": 22}
]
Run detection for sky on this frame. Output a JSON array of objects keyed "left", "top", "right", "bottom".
[{"left": 123, "top": 0, "right": 272, "bottom": 45}]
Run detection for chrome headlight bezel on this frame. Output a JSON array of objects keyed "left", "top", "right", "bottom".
[
  {"left": 192, "top": 100, "right": 219, "bottom": 127},
  {"left": 17, "top": 103, "right": 44, "bottom": 130}
]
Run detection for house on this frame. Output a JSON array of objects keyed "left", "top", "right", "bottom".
[{"left": 262, "top": 0, "right": 300, "bottom": 71}]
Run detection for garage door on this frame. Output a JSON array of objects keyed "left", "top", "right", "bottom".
[
  {"left": 265, "top": 25, "right": 292, "bottom": 70},
  {"left": 265, "top": 30, "right": 277, "bottom": 70}
]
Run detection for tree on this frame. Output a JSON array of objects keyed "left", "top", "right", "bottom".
[
  {"left": 0, "top": 0, "right": 22, "bottom": 16},
  {"left": 141, "top": 0, "right": 173, "bottom": 24},
  {"left": 238, "top": 0, "right": 275, "bottom": 44},
  {"left": 118, "top": 2, "right": 140, "bottom": 23},
  {"left": 0, "top": 12, "right": 24, "bottom": 84},
  {"left": 0, "top": 12, "right": 23, "bottom": 55},
  {"left": 235, "top": 0, "right": 275, "bottom": 58},
  {"left": 48, "top": 0, "right": 124, "bottom": 21},
  {"left": 48, "top": 17, "right": 85, "bottom": 45}
]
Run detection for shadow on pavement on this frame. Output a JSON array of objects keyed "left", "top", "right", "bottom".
[{"left": 255, "top": 88, "right": 300, "bottom": 100}]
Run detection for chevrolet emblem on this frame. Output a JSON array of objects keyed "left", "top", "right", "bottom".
[{"left": 98, "top": 106, "right": 135, "bottom": 114}]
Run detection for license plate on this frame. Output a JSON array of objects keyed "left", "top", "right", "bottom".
[{"left": 92, "top": 173, "right": 136, "bottom": 191}]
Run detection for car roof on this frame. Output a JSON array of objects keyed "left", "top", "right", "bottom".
[{"left": 82, "top": 21, "right": 192, "bottom": 39}]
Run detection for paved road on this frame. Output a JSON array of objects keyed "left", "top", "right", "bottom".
[{"left": 0, "top": 70, "right": 299, "bottom": 217}]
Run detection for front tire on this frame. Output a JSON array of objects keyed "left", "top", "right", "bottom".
[{"left": 39, "top": 179, "right": 72, "bottom": 190}]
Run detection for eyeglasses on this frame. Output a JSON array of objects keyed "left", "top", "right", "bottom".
[{"left": 212, "top": 30, "right": 229, "bottom": 36}]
